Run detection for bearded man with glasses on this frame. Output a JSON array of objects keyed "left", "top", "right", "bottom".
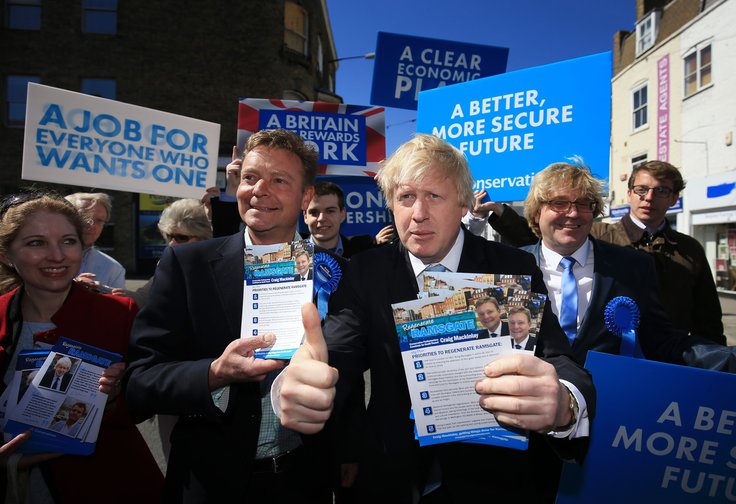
[{"left": 473, "top": 160, "right": 725, "bottom": 345}]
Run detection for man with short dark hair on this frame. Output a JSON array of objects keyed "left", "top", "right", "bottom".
[
  {"left": 508, "top": 306, "right": 536, "bottom": 351},
  {"left": 474, "top": 296, "right": 508, "bottom": 339},
  {"left": 304, "top": 181, "right": 395, "bottom": 258}
]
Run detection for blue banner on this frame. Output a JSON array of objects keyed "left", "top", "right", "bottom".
[
  {"left": 370, "top": 32, "right": 509, "bottom": 111},
  {"left": 417, "top": 52, "right": 611, "bottom": 202},
  {"left": 258, "top": 109, "right": 367, "bottom": 166},
  {"left": 558, "top": 352, "right": 736, "bottom": 503}
]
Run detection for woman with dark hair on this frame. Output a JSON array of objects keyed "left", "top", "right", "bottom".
[{"left": 0, "top": 192, "right": 163, "bottom": 503}]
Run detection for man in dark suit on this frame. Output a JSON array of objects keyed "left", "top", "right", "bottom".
[
  {"left": 488, "top": 161, "right": 735, "bottom": 500},
  {"left": 125, "top": 129, "right": 335, "bottom": 503},
  {"left": 293, "top": 250, "right": 313, "bottom": 281},
  {"left": 40, "top": 355, "right": 73, "bottom": 392},
  {"left": 474, "top": 296, "right": 508, "bottom": 339},
  {"left": 304, "top": 181, "right": 395, "bottom": 258},
  {"left": 278, "top": 134, "right": 596, "bottom": 502},
  {"left": 508, "top": 306, "right": 537, "bottom": 351},
  {"left": 492, "top": 161, "right": 728, "bottom": 367}
]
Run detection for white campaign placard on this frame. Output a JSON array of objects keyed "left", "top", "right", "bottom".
[{"left": 22, "top": 83, "right": 220, "bottom": 198}]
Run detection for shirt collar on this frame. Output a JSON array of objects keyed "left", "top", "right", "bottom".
[
  {"left": 307, "top": 234, "right": 343, "bottom": 256},
  {"left": 408, "top": 228, "right": 465, "bottom": 278},
  {"left": 628, "top": 212, "right": 666, "bottom": 235},
  {"left": 540, "top": 237, "right": 591, "bottom": 269},
  {"left": 244, "top": 228, "right": 302, "bottom": 247}
]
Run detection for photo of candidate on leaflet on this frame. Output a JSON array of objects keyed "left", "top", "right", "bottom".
[{"left": 39, "top": 354, "right": 78, "bottom": 393}]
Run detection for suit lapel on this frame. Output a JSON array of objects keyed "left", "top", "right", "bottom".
[
  {"left": 208, "top": 232, "right": 246, "bottom": 339},
  {"left": 578, "top": 238, "right": 614, "bottom": 343}
]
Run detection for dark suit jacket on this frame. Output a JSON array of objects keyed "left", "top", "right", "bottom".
[
  {"left": 125, "top": 231, "right": 341, "bottom": 503},
  {"left": 294, "top": 270, "right": 314, "bottom": 281},
  {"left": 39, "top": 367, "right": 72, "bottom": 392},
  {"left": 341, "top": 233, "right": 378, "bottom": 259},
  {"left": 521, "top": 238, "right": 703, "bottom": 366},
  {"left": 511, "top": 335, "right": 537, "bottom": 351},
  {"left": 323, "top": 228, "right": 595, "bottom": 502},
  {"left": 477, "top": 321, "right": 509, "bottom": 339}
]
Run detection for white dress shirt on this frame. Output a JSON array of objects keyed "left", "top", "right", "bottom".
[{"left": 539, "top": 238, "right": 595, "bottom": 329}]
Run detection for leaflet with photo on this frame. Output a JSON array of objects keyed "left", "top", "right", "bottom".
[
  {"left": 243, "top": 239, "right": 313, "bottom": 359},
  {"left": 394, "top": 272, "right": 547, "bottom": 449},
  {"left": 4, "top": 338, "right": 121, "bottom": 455},
  {"left": 421, "top": 271, "right": 531, "bottom": 292},
  {"left": 0, "top": 350, "right": 50, "bottom": 431}
]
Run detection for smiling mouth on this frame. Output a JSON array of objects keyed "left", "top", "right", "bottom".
[
  {"left": 41, "top": 267, "right": 67, "bottom": 273},
  {"left": 250, "top": 205, "right": 278, "bottom": 212}
]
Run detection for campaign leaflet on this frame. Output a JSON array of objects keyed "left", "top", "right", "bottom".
[
  {"left": 243, "top": 239, "right": 313, "bottom": 359},
  {"left": 0, "top": 350, "right": 50, "bottom": 432},
  {"left": 4, "top": 338, "right": 121, "bottom": 455},
  {"left": 393, "top": 272, "right": 546, "bottom": 449}
]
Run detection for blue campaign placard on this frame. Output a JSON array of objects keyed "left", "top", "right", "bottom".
[
  {"left": 557, "top": 352, "right": 736, "bottom": 503},
  {"left": 370, "top": 31, "right": 509, "bottom": 111},
  {"left": 258, "top": 109, "right": 367, "bottom": 166},
  {"left": 417, "top": 52, "right": 611, "bottom": 202}
]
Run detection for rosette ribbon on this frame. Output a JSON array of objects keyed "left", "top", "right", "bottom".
[
  {"left": 313, "top": 252, "right": 342, "bottom": 320},
  {"left": 604, "top": 296, "right": 643, "bottom": 358}
]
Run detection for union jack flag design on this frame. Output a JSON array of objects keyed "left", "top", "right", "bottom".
[{"left": 237, "top": 98, "right": 385, "bottom": 177}]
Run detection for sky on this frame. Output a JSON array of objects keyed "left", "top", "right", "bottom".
[{"left": 326, "top": 0, "right": 636, "bottom": 154}]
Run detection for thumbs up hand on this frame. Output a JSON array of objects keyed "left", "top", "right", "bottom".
[{"left": 279, "top": 303, "right": 338, "bottom": 434}]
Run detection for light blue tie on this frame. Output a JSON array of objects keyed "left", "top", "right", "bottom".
[
  {"left": 559, "top": 256, "right": 578, "bottom": 344},
  {"left": 424, "top": 263, "right": 447, "bottom": 273}
]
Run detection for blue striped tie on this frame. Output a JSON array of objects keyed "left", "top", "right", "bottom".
[{"left": 559, "top": 256, "right": 578, "bottom": 344}]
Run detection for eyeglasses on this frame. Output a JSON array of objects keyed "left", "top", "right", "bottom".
[
  {"left": 545, "top": 200, "right": 598, "bottom": 214},
  {"left": 630, "top": 185, "right": 674, "bottom": 198},
  {"left": 164, "top": 233, "right": 194, "bottom": 243}
]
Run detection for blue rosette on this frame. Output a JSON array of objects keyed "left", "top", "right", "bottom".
[
  {"left": 313, "top": 252, "right": 342, "bottom": 320},
  {"left": 604, "top": 296, "right": 643, "bottom": 358}
]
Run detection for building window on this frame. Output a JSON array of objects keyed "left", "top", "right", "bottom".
[
  {"left": 6, "top": 0, "right": 41, "bottom": 30},
  {"left": 636, "top": 10, "right": 660, "bottom": 56},
  {"left": 631, "top": 154, "right": 648, "bottom": 170},
  {"left": 284, "top": 1, "right": 308, "bottom": 55},
  {"left": 82, "top": 78, "right": 116, "bottom": 99},
  {"left": 82, "top": 0, "right": 117, "bottom": 34},
  {"left": 317, "top": 36, "right": 324, "bottom": 75},
  {"left": 684, "top": 43, "right": 712, "bottom": 97},
  {"left": 5, "top": 75, "right": 40, "bottom": 127},
  {"left": 632, "top": 83, "right": 648, "bottom": 131}
]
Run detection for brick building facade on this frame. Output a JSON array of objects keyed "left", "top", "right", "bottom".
[{"left": 1, "top": 0, "right": 338, "bottom": 272}]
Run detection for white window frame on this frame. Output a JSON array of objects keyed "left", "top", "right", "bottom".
[
  {"left": 683, "top": 42, "right": 712, "bottom": 98},
  {"left": 636, "top": 10, "right": 660, "bottom": 57},
  {"left": 632, "top": 82, "right": 648, "bottom": 132}
]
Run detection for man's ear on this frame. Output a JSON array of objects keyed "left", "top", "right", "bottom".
[
  {"left": 340, "top": 207, "right": 346, "bottom": 224},
  {"left": 301, "top": 186, "right": 315, "bottom": 211}
]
